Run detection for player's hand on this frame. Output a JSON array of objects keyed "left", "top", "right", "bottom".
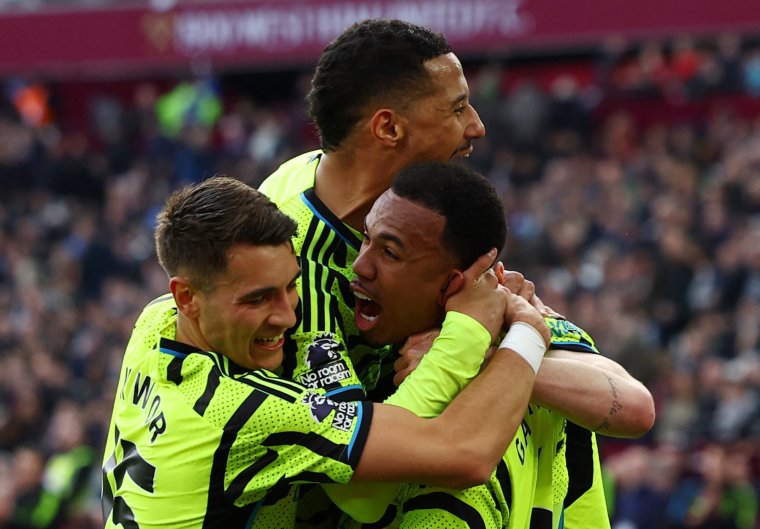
[
  {"left": 494, "top": 264, "right": 565, "bottom": 319},
  {"left": 446, "top": 249, "right": 507, "bottom": 343},
  {"left": 393, "top": 329, "right": 440, "bottom": 387},
  {"left": 496, "top": 267, "right": 536, "bottom": 299},
  {"left": 541, "top": 305, "right": 566, "bottom": 320},
  {"left": 503, "top": 289, "right": 551, "bottom": 347}
]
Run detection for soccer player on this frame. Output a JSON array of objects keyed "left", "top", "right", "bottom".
[
  {"left": 345, "top": 162, "right": 563, "bottom": 528},
  {"left": 340, "top": 162, "right": 652, "bottom": 528},
  {"left": 259, "top": 18, "right": 654, "bottom": 528},
  {"left": 100, "top": 176, "right": 553, "bottom": 529},
  {"left": 258, "top": 18, "right": 486, "bottom": 404}
]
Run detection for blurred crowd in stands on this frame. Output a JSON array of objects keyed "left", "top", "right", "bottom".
[{"left": 0, "top": 33, "right": 758, "bottom": 529}]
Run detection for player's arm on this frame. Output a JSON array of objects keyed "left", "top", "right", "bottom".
[
  {"left": 383, "top": 311, "right": 490, "bottom": 416},
  {"left": 323, "top": 272, "right": 498, "bottom": 522},
  {"left": 353, "top": 290, "right": 549, "bottom": 487},
  {"left": 391, "top": 308, "right": 655, "bottom": 437},
  {"left": 531, "top": 350, "right": 655, "bottom": 438},
  {"left": 326, "top": 252, "right": 546, "bottom": 522},
  {"left": 342, "top": 252, "right": 548, "bottom": 487},
  {"left": 496, "top": 269, "right": 655, "bottom": 438},
  {"left": 382, "top": 258, "right": 525, "bottom": 417},
  {"left": 321, "top": 308, "right": 491, "bottom": 523}
]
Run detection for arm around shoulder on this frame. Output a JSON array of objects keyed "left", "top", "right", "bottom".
[
  {"left": 353, "top": 346, "right": 539, "bottom": 489},
  {"left": 348, "top": 258, "right": 550, "bottom": 488},
  {"left": 532, "top": 349, "right": 655, "bottom": 438}
]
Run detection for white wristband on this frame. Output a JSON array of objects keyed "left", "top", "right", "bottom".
[{"left": 499, "top": 322, "right": 547, "bottom": 374}]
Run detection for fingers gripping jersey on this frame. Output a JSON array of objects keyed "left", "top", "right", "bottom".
[{"left": 101, "top": 296, "right": 373, "bottom": 529}]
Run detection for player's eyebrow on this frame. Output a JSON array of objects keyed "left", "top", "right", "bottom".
[
  {"left": 452, "top": 94, "right": 468, "bottom": 107},
  {"left": 364, "top": 220, "right": 405, "bottom": 249},
  {"left": 375, "top": 231, "right": 405, "bottom": 249}
]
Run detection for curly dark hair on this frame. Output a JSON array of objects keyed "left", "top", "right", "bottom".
[
  {"left": 307, "top": 18, "right": 452, "bottom": 151},
  {"left": 391, "top": 162, "right": 506, "bottom": 268},
  {"left": 155, "top": 176, "right": 297, "bottom": 291}
]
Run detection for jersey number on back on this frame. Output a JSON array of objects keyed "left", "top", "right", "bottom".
[{"left": 102, "top": 427, "right": 156, "bottom": 528}]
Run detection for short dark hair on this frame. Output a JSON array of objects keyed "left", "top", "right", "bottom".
[
  {"left": 308, "top": 18, "right": 452, "bottom": 151},
  {"left": 391, "top": 162, "right": 506, "bottom": 268},
  {"left": 155, "top": 176, "right": 297, "bottom": 290}
]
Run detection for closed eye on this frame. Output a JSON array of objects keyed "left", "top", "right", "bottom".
[
  {"left": 383, "top": 247, "right": 399, "bottom": 260},
  {"left": 245, "top": 296, "right": 266, "bottom": 306}
]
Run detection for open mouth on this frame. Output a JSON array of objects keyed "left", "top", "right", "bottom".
[
  {"left": 253, "top": 334, "right": 285, "bottom": 350},
  {"left": 453, "top": 144, "right": 473, "bottom": 159},
  {"left": 353, "top": 290, "right": 382, "bottom": 332}
]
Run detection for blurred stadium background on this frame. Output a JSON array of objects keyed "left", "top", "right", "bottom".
[{"left": 0, "top": 1, "right": 759, "bottom": 528}]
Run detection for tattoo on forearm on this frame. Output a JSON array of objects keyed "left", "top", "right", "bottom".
[
  {"left": 608, "top": 375, "right": 619, "bottom": 399},
  {"left": 593, "top": 376, "right": 622, "bottom": 432}
]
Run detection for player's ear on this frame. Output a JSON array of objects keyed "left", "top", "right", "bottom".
[
  {"left": 440, "top": 269, "right": 464, "bottom": 305},
  {"left": 370, "top": 108, "right": 405, "bottom": 147},
  {"left": 171, "top": 276, "right": 200, "bottom": 319},
  {"left": 493, "top": 261, "right": 506, "bottom": 285}
]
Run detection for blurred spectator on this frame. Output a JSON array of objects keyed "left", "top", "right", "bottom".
[
  {"left": 606, "top": 445, "right": 672, "bottom": 529},
  {"left": 715, "top": 33, "right": 745, "bottom": 92},
  {"left": 5, "top": 79, "right": 52, "bottom": 128},
  {"left": 670, "top": 36, "right": 705, "bottom": 98},
  {"left": 668, "top": 444, "right": 758, "bottom": 529},
  {"left": 742, "top": 48, "right": 760, "bottom": 96}
]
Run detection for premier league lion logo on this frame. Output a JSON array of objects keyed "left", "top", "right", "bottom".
[
  {"left": 301, "top": 392, "right": 358, "bottom": 432},
  {"left": 304, "top": 334, "right": 344, "bottom": 369},
  {"left": 302, "top": 392, "right": 335, "bottom": 423},
  {"left": 299, "top": 333, "right": 351, "bottom": 390}
]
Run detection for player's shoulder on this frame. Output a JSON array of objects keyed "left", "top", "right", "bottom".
[
  {"left": 135, "top": 293, "right": 176, "bottom": 323},
  {"left": 163, "top": 351, "right": 313, "bottom": 433},
  {"left": 259, "top": 150, "right": 322, "bottom": 204},
  {"left": 544, "top": 317, "right": 599, "bottom": 354},
  {"left": 126, "top": 294, "right": 177, "bottom": 354},
  {"left": 235, "top": 368, "right": 310, "bottom": 402}
]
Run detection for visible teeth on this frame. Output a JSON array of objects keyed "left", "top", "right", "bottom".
[
  {"left": 359, "top": 313, "right": 377, "bottom": 322},
  {"left": 354, "top": 291, "right": 373, "bottom": 301},
  {"left": 256, "top": 334, "right": 283, "bottom": 343}
]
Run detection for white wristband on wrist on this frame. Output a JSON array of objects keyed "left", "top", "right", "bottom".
[{"left": 499, "top": 322, "right": 546, "bottom": 374}]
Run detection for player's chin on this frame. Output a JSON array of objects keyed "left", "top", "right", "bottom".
[
  {"left": 357, "top": 324, "right": 387, "bottom": 348},
  {"left": 361, "top": 326, "right": 406, "bottom": 348},
  {"left": 360, "top": 332, "right": 390, "bottom": 348}
]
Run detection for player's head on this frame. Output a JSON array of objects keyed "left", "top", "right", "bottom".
[
  {"left": 155, "top": 176, "right": 300, "bottom": 371},
  {"left": 351, "top": 162, "right": 506, "bottom": 345},
  {"left": 308, "top": 18, "right": 485, "bottom": 160}
]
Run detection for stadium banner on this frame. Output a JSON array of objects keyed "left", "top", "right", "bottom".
[{"left": 0, "top": 0, "right": 758, "bottom": 77}]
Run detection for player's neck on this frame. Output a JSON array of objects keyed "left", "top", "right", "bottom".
[
  {"left": 175, "top": 314, "right": 212, "bottom": 354},
  {"left": 314, "top": 151, "right": 397, "bottom": 231}
]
